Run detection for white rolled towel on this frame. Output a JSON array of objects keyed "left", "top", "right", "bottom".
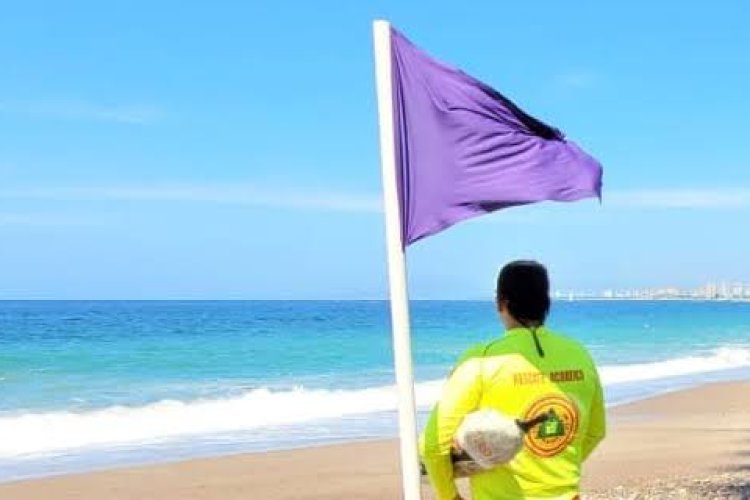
[{"left": 455, "top": 409, "right": 523, "bottom": 469}]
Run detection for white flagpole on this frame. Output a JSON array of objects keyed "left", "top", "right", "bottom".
[{"left": 372, "top": 19, "right": 422, "bottom": 500}]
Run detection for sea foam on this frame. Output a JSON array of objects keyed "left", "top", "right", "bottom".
[
  {"left": 599, "top": 346, "right": 750, "bottom": 384},
  {"left": 0, "top": 346, "right": 748, "bottom": 458}
]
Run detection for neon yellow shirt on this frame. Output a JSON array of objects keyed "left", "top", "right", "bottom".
[{"left": 420, "top": 327, "right": 606, "bottom": 500}]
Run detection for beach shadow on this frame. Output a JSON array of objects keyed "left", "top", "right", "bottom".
[
  {"left": 712, "top": 481, "right": 750, "bottom": 499},
  {"left": 714, "top": 458, "right": 750, "bottom": 498}
]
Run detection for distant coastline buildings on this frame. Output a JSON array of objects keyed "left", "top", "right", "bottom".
[{"left": 552, "top": 282, "right": 750, "bottom": 301}]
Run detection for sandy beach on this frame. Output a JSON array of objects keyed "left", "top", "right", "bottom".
[{"left": 1, "top": 380, "right": 749, "bottom": 499}]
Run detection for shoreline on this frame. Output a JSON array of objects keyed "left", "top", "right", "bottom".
[
  {"left": 4, "top": 363, "right": 750, "bottom": 484},
  {"left": 1, "top": 380, "right": 749, "bottom": 499}
]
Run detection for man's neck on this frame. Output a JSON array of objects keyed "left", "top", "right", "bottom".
[{"left": 505, "top": 320, "right": 542, "bottom": 330}]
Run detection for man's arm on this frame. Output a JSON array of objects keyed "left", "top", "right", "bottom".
[
  {"left": 581, "top": 371, "right": 606, "bottom": 461},
  {"left": 420, "top": 356, "right": 482, "bottom": 500}
]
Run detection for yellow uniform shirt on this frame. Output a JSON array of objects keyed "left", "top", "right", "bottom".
[{"left": 420, "top": 327, "right": 606, "bottom": 500}]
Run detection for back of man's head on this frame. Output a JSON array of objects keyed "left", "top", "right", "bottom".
[{"left": 496, "top": 260, "right": 550, "bottom": 324}]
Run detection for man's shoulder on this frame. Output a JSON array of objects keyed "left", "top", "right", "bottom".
[
  {"left": 546, "top": 328, "right": 586, "bottom": 347},
  {"left": 449, "top": 340, "right": 503, "bottom": 377},
  {"left": 545, "top": 329, "right": 599, "bottom": 368},
  {"left": 455, "top": 336, "right": 518, "bottom": 365}
]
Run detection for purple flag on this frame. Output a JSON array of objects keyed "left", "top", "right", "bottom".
[{"left": 390, "top": 28, "right": 603, "bottom": 246}]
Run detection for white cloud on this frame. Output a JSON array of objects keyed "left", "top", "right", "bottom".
[
  {"left": 0, "top": 184, "right": 382, "bottom": 213},
  {"left": 0, "top": 100, "right": 163, "bottom": 124},
  {"left": 555, "top": 70, "right": 599, "bottom": 89},
  {"left": 608, "top": 188, "right": 750, "bottom": 209},
  {"left": 5, "top": 184, "right": 749, "bottom": 214},
  {"left": 0, "top": 213, "right": 96, "bottom": 226}
]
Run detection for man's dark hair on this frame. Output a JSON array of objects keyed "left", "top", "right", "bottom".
[{"left": 496, "top": 260, "right": 551, "bottom": 324}]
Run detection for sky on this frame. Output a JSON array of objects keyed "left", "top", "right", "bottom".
[{"left": 1, "top": 1, "right": 750, "bottom": 299}]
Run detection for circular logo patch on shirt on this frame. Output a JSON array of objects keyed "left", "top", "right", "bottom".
[{"left": 522, "top": 395, "right": 579, "bottom": 458}]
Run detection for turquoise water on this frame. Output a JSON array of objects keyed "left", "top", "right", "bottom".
[{"left": 1, "top": 300, "right": 750, "bottom": 480}]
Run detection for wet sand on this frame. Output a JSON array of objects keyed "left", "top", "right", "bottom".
[{"left": 1, "top": 381, "right": 749, "bottom": 499}]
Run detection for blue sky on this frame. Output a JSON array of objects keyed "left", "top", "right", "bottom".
[{"left": 1, "top": 1, "right": 749, "bottom": 299}]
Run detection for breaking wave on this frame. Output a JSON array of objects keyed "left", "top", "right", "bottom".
[{"left": 1, "top": 346, "right": 748, "bottom": 458}]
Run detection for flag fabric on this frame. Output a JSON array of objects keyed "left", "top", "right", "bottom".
[{"left": 390, "top": 28, "right": 603, "bottom": 246}]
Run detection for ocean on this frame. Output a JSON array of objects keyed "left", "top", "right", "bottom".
[{"left": 1, "top": 300, "right": 750, "bottom": 481}]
